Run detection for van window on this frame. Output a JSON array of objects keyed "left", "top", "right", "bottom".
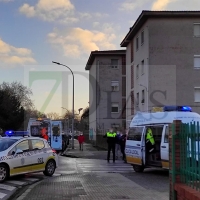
[
  {"left": 127, "top": 127, "right": 144, "bottom": 141},
  {"left": 164, "top": 126, "right": 169, "bottom": 143}
]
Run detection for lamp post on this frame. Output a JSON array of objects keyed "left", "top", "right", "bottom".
[
  {"left": 139, "top": 84, "right": 148, "bottom": 112},
  {"left": 53, "top": 61, "right": 75, "bottom": 149}
]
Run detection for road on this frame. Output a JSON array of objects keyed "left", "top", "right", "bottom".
[{"left": 7, "top": 155, "right": 169, "bottom": 200}]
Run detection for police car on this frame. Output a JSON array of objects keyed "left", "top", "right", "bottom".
[{"left": 0, "top": 131, "right": 58, "bottom": 182}]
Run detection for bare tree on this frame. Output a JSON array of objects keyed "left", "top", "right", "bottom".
[
  {"left": 63, "top": 110, "right": 80, "bottom": 120},
  {"left": 46, "top": 112, "right": 61, "bottom": 120},
  {"left": 0, "top": 81, "right": 33, "bottom": 109}
]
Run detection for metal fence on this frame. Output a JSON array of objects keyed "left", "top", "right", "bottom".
[{"left": 172, "top": 122, "right": 200, "bottom": 191}]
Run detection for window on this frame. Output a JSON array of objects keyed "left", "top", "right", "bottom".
[
  {"left": 194, "top": 56, "right": 200, "bottom": 69},
  {"left": 111, "top": 59, "right": 118, "bottom": 69},
  {"left": 136, "top": 64, "right": 139, "bottom": 78},
  {"left": 31, "top": 139, "right": 45, "bottom": 150},
  {"left": 141, "top": 31, "right": 144, "bottom": 45},
  {"left": 111, "top": 81, "right": 119, "bottom": 91},
  {"left": 136, "top": 92, "right": 139, "bottom": 106},
  {"left": 164, "top": 126, "right": 169, "bottom": 143},
  {"left": 141, "top": 60, "right": 144, "bottom": 74},
  {"left": 141, "top": 90, "right": 145, "bottom": 104},
  {"left": 8, "top": 140, "right": 30, "bottom": 156},
  {"left": 194, "top": 87, "right": 200, "bottom": 102},
  {"left": 111, "top": 103, "right": 119, "bottom": 113},
  {"left": 0, "top": 139, "right": 17, "bottom": 152},
  {"left": 136, "top": 37, "right": 139, "bottom": 50},
  {"left": 194, "top": 23, "right": 200, "bottom": 37},
  {"left": 127, "top": 127, "right": 144, "bottom": 141}
]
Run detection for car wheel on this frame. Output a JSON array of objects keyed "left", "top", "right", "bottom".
[
  {"left": 0, "top": 164, "right": 8, "bottom": 182},
  {"left": 43, "top": 160, "right": 56, "bottom": 176},
  {"left": 132, "top": 164, "right": 144, "bottom": 173}
]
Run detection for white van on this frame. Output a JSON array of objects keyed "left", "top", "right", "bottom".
[{"left": 125, "top": 106, "right": 200, "bottom": 172}]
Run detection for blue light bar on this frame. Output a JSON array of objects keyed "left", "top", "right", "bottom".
[
  {"left": 163, "top": 106, "right": 192, "bottom": 112},
  {"left": 5, "top": 131, "right": 29, "bottom": 137}
]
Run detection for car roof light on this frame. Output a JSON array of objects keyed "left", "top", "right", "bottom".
[
  {"left": 163, "top": 106, "right": 192, "bottom": 112},
  {"left": 5, "top": 131, "right": 30, "bottom": 137}
]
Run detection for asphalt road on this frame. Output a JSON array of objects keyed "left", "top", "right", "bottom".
[{"left": 10, "top": 156, "right": 169, "bottom": 200}]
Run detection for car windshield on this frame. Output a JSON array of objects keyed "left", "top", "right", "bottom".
[{"left": 0, "top": 139, "right": 17, "bottom": 152}]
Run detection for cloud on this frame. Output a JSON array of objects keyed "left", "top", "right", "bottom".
[
  {"left": 0, "top": 38, "right": 36, "bottom": 67},
  {"left": 119, "top": 0, "right": 149, "bottom": 11},
  {"left": 19, "top": 0, "right": 78, "bottom": 24},
  {"left": 159, "top": 0, "right": 200, "bottom": 10},
  {"left": 152, "top": 0, "right": 177, "bottom": 10},
  {"left": 48, "top": 27, "right": 116, "bottom": 58},
  {"left": 19, "top": 0, "right": 109, "bottom": 24}
]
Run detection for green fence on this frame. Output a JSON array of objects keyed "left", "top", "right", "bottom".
[{"left": 172, "top": 122, "right": 200, "bottom": 191}]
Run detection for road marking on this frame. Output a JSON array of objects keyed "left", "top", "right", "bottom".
[
  {"left": 22, "top": 178, "right": 39, "bottom": 182},
  {"left": 0, "top": 192, "right": 7, "bottom": 199},
  {"left": 0, "top": 184, "right": 16, "bottom": 191},
  {"left": 5, "top": 180, "right": 26, "bottom": 185},
  {"left": 53, "top": 173, "right": 61, "bottom": 176}
]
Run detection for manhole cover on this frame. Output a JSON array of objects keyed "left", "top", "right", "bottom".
[{"left": 110, "top": 196, "right": 130, "bottom": 199}]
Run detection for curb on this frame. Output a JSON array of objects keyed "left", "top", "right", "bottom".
[{"left": 7, "top": 179, "right": 41, "bottom": 200}]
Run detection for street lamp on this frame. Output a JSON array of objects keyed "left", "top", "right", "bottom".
[
  {"left": 139, "top": 84, "right": 148, "bottom": 112},
  {"left": 53, "top": 61, "right": 75, "bottom": 149}
]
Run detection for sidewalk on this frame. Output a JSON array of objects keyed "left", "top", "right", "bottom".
[
  {"left": 20, "top": 172, "right": 168, "bottom": 200},
  {"left": 62, "top": 139, "right": 112, "bottom": 160}
]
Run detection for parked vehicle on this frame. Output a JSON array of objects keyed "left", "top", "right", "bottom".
[
  {"left": 0, "top": 131, "right": 58, "bottom": 182},
  {"left": 126, "top": 106, "right": 200, "bottom": 172}
]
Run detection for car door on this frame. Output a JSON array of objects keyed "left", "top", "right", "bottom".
[
  {"left": 160, "top": 125, "right": 169, "bottom": 169},
  {"left": 29, "top": 139, "right": 48, "bottom": 172},
  {"left": 125, "top": 126, "right": 145, "bottom": 166},
  {"left": 8, "top": 139, "right": 32, "bottom": 175}
]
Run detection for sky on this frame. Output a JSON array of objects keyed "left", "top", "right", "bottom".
[{"left": 0, "top": 0, "right": 199, "bottom": 116}]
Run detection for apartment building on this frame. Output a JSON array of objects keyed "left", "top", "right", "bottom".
[
  {"left": 85, "top": 50, "right": 126, "bottom": 142},
  {"left": 121, "top": 11, "right": 200, "bottom": 127}
]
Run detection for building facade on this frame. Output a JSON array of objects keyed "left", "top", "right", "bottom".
[
  {"left": 121, "top": 11, "right": 200, "bottom": 127},
  {"left": 85, "top": 50, "right": 126, "bottom": 142}
]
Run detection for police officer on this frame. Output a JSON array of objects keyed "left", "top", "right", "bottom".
[
  {"left": 146, "top": 127, "right": 155, "bottom": 153},
  {"left": 104, "top": 128, "right": 117, "bottom": 163}
]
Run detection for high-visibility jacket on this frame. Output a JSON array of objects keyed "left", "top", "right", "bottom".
[
  {"left": 106, "top": 132, "right": 116, "bottom": 137},
  {"left": 105, "top": 132, "right": 116, "bottom": 144},
  {"left": 146, "top": 129, "right": 155, "bottom": 145}
]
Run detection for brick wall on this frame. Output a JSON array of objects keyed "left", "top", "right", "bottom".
[{"left": 169, "top": 120, "right": 200, "bottom": 200}]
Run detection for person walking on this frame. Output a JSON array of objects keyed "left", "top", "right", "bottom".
[
  {"left": 120, "top": 131, "right": 127, "bottom": 163},
  {"left": 78, "top": 133, "right": 85, "bottom": 151},
  {"left": 104, "top": 128, "right": 117, "bottom": 163}
]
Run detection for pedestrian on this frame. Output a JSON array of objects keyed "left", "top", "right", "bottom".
[
  {"left": 40, "top": 127, "right": 49, "bottom": 141},
  {"left": 103, "top": 128, "right": 117, "bottom": 163},
  {"left": 78, "top": 133, "right": 84, "bottom": 151},
  {"left": 115, "top": 130, "right": 121, "bottom": 159},
  {"left": 120, "top": 131, "right": 127, "bottom": 163}
]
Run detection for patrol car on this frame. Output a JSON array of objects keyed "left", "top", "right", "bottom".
[
  {"left": 0, "top": 131, "right": 58, "bottom": 182},
  {"left": 125, "top": 106, "right": 200, "bottom": 172}
]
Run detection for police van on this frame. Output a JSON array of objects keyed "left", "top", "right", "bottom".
[{"left": 125, "top": 106, "right": 200, "bottom": 172}]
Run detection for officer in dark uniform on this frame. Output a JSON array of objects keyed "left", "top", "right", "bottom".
[{"left": 104, "top": 128, "right": 117, "bottom": 163}]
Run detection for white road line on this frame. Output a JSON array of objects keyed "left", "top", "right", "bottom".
[
  {"left": 0, "top": 184, "right": 16, "bottom": 191},
  {"left": 53, "top": 173, "right": 61, "bottom": 176},
  {"left": 0, "top": 192, "right": 7, "bottom": 199},
  {"left": 22, "top": 178, "right": 39, "bottom": 182},
  {"left": 5, "top": 180, "right": 26, "bottom": 185}
]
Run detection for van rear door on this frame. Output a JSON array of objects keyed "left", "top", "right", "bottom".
[
  {"left": 125, "top": 126, "right": 145, "bottom": 166},
  {"left": 160, "top": 125, "right": 169, "bottom": 169}
]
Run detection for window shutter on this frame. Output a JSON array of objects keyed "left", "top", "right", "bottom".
[{"left": 194, "top": 57, "right": 200, "bottom": 68}]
